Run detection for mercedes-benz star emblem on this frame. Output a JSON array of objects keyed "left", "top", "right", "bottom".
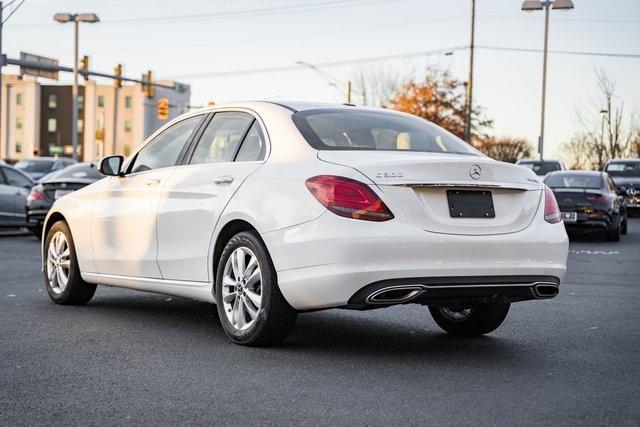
[
  {"left": 469, "top": 164, "right": 482, "bottom": 180},
  {"left": 627, "top": 187, "right": 637, "bottom": 197}
]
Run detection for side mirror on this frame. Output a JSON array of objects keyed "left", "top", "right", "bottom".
[{"left": 98, "top": 155, "right": 124, "bottom": 176}]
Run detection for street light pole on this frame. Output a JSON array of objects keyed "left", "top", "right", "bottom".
[
  {"left": 71, "top": 19, "right": 79, "bottom": 160},
  {"left": 463, "top": 0, "right": 476, "bottom": 144},
  {"left": 539, "top": 3, "right": 550, "bottom": 161},
  {"left": 54, "top": 12, "right": 99, "bottom": 161},
  {"left": 521, "top": 0, "right": 574, "bottom": 161}
]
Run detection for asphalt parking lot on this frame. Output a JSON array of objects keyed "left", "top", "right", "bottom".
[{"left": 1, "top": 221, "right": 639, "bottom": 426}]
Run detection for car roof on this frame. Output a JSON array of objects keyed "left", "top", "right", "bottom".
[
  {"left": 606, "top": 158, "right": 640, "bottom": 164},
  {"left": 518, "top": 158, "right": 562, "bottom": 163},
  {"left": 548, "top": 170, "right": 603, "bottom": 176},
  {"left": 194, "top": 100, "right": 386, "bottom": 115}
]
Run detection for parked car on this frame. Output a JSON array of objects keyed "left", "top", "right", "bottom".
[
  {"left": 40, "top": 101, "right": 569, "bottom": 346},
  {"left": 516, "top": 158, "right": 565, "bottom": 177},
  {"left": 26, "top": 162, "right": 103, "bottom": 237},
  {"left": 14, "top": 157, "right": 76, "bottom": 181},
  {"left": 603, "top": 159, "right": 640, "bottom": 215},
  {"left": 0, "top": 163, "right": 35, "bottom": 229},
  {"left": 544, "top": 170, "right": 627, "bottom": 241}
]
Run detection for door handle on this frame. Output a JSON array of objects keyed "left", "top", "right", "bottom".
[
  {"left": 213, "top": 176, "right": 234, "bottom": 185},
  {"left": 145, "top": 179, "right": 161, "bottom": 186}
]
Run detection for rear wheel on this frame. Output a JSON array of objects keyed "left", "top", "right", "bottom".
[
  {"left": 43, "top": 221, "right": 96, "bottom": 305},
  {"left": 606, "top": 222, "right": 621, "bottom": 242},
  {"left": 428, "top": 302, "right": 510, "bottom": 336},
  {"left": 215, "top": 231, "right": 297, "bottom": 346}
]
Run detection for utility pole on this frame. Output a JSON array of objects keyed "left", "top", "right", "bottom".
[
  {"left": 1, "top": 1, "right": 4, "bottom": 159},
  {"left": 71, "top": 19, "right": 79, "bottom": 160},
  {"left": 463, "top": 0, "right": 476, "bottom": 144},
  {"left": 347, "top": 80, "right": 352, "bottom": 104}
]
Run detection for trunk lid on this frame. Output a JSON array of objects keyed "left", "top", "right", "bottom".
[{"left": 318, "top": 151, "right": 543, "bottom": 235}]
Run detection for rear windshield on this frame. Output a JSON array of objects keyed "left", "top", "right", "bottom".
[
  {"left": 519, "top": 161, "right": 561, "bottom": 175},
  {"left": 45, "top": 163, "right": 102, "bottom": 181},
  {"left": 292, "top": 109, "right": 480, "bottom": 156},
  {"left": 15, "top": 159, "right": 54, "bottom": 173},
  {"left": 544, "top": 174, "right": 603, "bottom": 189},
  {"left": 605, "top": 162, "right": 640, "bottom": 177}
]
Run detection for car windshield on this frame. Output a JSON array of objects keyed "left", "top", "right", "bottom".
[
  {"left": 544, "top": 174, "right": 603, "bottom": 189},
  {"left": 519, "top": 161, "right": 561, "bottom": 175},
  {"left": 15, "top": 159, "right": 54, "bottom": 173},
  {"left": 292, "top": 109, "right": 480, "bottom": 156},
  {"left": 44, "top": 163, "right": 102, "bottom": 181},
  {"left": 605, "top": 162, "right": 640, "bottom": 177}
]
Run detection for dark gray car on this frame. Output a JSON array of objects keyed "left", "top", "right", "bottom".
[{"left": 0, "top": 164, "right": 35, "bottom": 228}]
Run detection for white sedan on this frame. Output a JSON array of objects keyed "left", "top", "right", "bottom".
[{"left": 41, "top": 101, "right": 568, "bottom": 346}]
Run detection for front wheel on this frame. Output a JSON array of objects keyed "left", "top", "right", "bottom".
[
  {"left": 215, "top": 231, "right": 297, "bottom": 346},
  {"left": 43, "top": 221, "right": 96, "bottom": 305},
  {"left": 428, "top": 302, "right": 510, "bottom": 336}
]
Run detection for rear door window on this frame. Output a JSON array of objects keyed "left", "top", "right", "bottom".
[{"left": 190, "top": 112, "right": 254, "bottom": 164}]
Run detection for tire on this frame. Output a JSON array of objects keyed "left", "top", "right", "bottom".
[
  {"left": 215, "top": 231, "right": 297, "bottom": 346},
  {"left": 428, "top": 302, "right": 510, "bottom": 336},
  {"left": 606, "top": 223, "right": 621, "bottom": 242},
  {"left": 29, "top": 226, "right": 43, "bottom": 240},
  {"left": 43, "top": 221, "right": 96, "bottom": 305}
]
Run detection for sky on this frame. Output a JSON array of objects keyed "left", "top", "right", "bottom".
[{"left": 4, "top": 0, "right": 640, "bottom": 159}]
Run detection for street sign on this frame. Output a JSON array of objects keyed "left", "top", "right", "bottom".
[
  {"left": 157, "top": 97, "right": 170, "bottom": 121},
  {"left": 19, "top": 52, "right": 59, "bottom": 80}
]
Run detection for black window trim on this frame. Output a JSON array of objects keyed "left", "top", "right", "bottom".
[
  {"left": 124, "top": 113, "right": 208, "bottom": 175},
  {"left": 183, "top": 111, "right": 266, "bottom": 165}
]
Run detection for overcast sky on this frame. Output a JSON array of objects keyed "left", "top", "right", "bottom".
[{"left": 4, "top": 0, "right": 640, "bottom": 158}]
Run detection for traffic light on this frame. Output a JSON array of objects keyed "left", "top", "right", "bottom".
[
  {"left": 80, "top": 55, "right": 89, "bottom": 80},
  {"left": 157, "top": 97, "right": 170, "bottom": 121},
  {"left": 143, "top": 70, "right": 154, "bottom": 99},
  {"left": 113, "top": 64, "right": 122, "bottom": 88}
]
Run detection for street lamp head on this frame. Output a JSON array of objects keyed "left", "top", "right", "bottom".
[
  {"left": 552, "top": 0, "right": 574, "bottom": 10},
  {"left": 521, "top": 1, "right": 544, "bottom": 11},
  {"left": 53, "top": 13, "right": 74, "bottom": 23},
  {"left": 77, "top": 13, "right": 100, "bottom": 23}
]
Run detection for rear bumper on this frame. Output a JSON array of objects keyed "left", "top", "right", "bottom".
[
  {"left": 347, "top": 275, "right": 560, "bottom": 309},
  {"left": 262, "top": 212, "right": 568, "bottom": 310},
  {"left": 26, "top": 209, "right": 49, "bottom": 227}
]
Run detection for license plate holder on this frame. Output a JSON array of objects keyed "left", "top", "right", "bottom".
[
  {"left": 447, "top": 190, "right": 495, "bottom": 218},
  {"left": 562, "top": 212, "right": 577, "bottom": 223}
]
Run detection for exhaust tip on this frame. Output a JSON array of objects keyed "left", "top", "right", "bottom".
[
  {"left": 366, "top": 286, "right": 424, "bottom": 305},
  {"left": 532, "top": 283, "right": 559, "bottom": 299}
]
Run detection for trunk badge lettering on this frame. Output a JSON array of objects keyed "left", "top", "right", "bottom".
[{"left": 375, "top": 172, "right": 404, "bottom": 179}]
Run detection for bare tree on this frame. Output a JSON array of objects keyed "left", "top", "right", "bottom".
[
  {"left": 563, "top": 69, "right": 639, "bottom": 170},
  {"left": 352, "top": 65, "right": 400, "bottom": 107},
  {"left": 474, "top": 137, "right": 534, "bottom": 163}
]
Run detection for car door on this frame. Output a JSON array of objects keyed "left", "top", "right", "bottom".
[
  {"left": 1, "top": 166, "right": 33, "bottom": 226},
  {"left": 90, "top": 114, "right": 206, "bottom": 278},
  {"left": 156, "top": 111, "right": 268, "bottom": 282},
  {"left": 0, "top": 167, "right": 16, "bottom": 226}
]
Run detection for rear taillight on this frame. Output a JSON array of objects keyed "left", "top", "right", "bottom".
[
  {"left": 543, "top": 185, "right": 561, "bottom": 224},
  {"left": 305, "top": 175, "right": 394, "bottom": 222},
  {"left": 586, "top": 194, "right": 611, "bottom": 205},
  {"left": 27, "top": 189, "right": 46, "bottom": 202}
]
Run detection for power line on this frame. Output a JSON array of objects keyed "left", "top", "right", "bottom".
[
  {"left": 56, "top": 15, "right": 467, "bottom": 55},
  {"left": 8, "top": 0, "right": 407, "bottom": 27},
  {"left": 170, "top": 46, "right": 467, "bottom": 79},
  {"left": 169, "top": 45, "right": 640, "bottom": 80},
  {"left": 477, "top": 45, "right": 640, "bottom": 59}
]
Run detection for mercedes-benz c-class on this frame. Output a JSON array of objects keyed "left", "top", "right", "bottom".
[{"left": 41, "top": 101, "right": 568, "bottom": 346}]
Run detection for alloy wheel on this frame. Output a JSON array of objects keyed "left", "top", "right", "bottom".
[
  {"left": 46, "top": 231, "right": 71, "bottom": 294},
  {"left": 221, "top": 246, "right": 262, "bottom": 331},
  {"left": 439, "top": 307, "right": 473, "bottom": 322}
]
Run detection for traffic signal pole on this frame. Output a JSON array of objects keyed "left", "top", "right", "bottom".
[{"left": 71, "top": 19, "right": 79, "bottom": 160}]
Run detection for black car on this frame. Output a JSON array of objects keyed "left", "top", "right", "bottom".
[
  {"left": 604, "top": 159, "right": 640, "bottom": 215},
  {"left": 544, "top": 171, "right": 627, "bottom": 241},
  {"left": 0, "top": 164, "right": 35, "bottom": 229},
  {"left": 14, "top": 157, "right": 77, "bottom": 181},
  {"left": 26, "top": 162, "right": 102, "bottom": 236}
]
